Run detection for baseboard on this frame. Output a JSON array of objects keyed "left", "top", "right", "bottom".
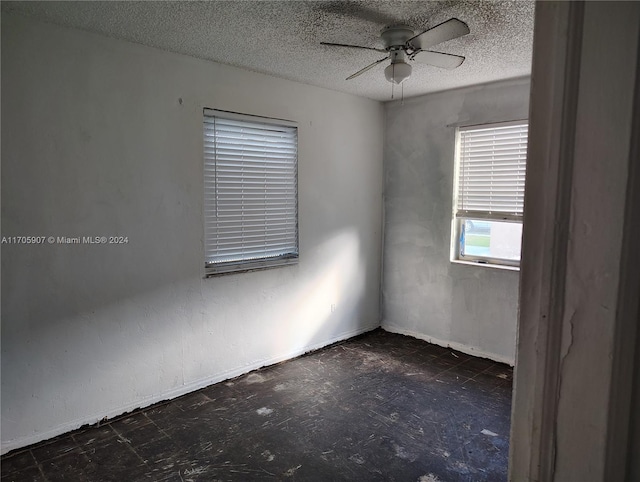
[
  {"left": 382, "top": 324, "right": 515, "bottom": 366},
  {"left": 1, "top": 324, "right": 378, "bottom": 455}
]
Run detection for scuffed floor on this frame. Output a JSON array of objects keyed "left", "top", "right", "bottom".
[{"left": 1, "top": 329, "right": 513, "bottom": 481}]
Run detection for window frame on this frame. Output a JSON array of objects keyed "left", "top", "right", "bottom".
[
  {"left": 203, "top": 108, "right": 299, "bottom": 277},
  {"left": 451, "top": 119, "right": 529, "bottom": 269}
]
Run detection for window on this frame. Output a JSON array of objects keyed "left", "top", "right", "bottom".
[
  {"left": 451, "top": 120, "right": 528, "bottom": 267},
  {"left": 203, "top": 109, "right": 298, "bottom": 276}
]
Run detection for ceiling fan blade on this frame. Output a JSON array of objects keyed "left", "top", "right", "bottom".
[
  {"left": 407, "top": 18, "right": 470, "bottom": 50},
  {"left": 320, "top": 42, "right": 386, "bottom": 53},
  {"left": 411, "top": 50, "right": 465, "bottom": 70},
  {"left": 346, "top": 57, "right": 388, "bottom": 80}
]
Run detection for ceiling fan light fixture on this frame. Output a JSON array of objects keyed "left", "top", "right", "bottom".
[{"left": 384, "top": 61, "right": 412, "bottom": 84}]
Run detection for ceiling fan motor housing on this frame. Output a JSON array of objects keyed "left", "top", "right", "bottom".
[{"left": 381, "top": 25, "right": 415, "bottom": 50}]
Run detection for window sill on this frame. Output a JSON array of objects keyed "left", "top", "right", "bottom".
[
  {"left": 450, "top": 259, "right": 520, "bottom": 272},
  {"left": 205, "top": 256, "right": 298, "bottom": 278}
]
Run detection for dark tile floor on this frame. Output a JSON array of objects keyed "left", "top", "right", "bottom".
[{"left": 1, "top": 329, "right": 513, "bottom": 482}]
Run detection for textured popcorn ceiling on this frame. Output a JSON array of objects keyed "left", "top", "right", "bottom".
[{"left": 2, "top": 1, "right": 535, "bottom": 101}]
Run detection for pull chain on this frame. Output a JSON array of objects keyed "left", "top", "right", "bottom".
[
  {"left": 391, "top": 63, "right": 395, "bottom": 99},
  {"left": 401, "top": 81, "right": 404, "bottom": 105}
]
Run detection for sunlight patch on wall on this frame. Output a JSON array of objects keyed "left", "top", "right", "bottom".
[{"left": 275, "top": 229, "right": 365, "bottom": 354}]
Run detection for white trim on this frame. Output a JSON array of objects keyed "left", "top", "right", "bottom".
[
  {"left": 509, "top": 2, "right": 585, "bottom": 479},
  {"left": 510, "top": 2, "right": 640, "bottom": 480},
  {"left": 0, "top": 325, "right": 378, "bottom": 455},
  {"left": 604, "top": 4, "right": 640, "bottom": 477},
  {"left": 382, "top": 324, "right": 514, "bottom": 366},
  {"left": 450, "top": 258, "right": 520, "bottom": 272}
]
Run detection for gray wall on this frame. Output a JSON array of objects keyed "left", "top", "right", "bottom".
[
  {"left": 1, "top": 15, "right": 384, "bottom": 452},
  {"left": 382, "top": 78, "right": 530, "bottom": 364}
]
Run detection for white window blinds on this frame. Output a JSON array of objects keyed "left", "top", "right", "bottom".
[
  {"left": 456, "top": 121, "right": 529, "bottom": 220},
  {"left": 204, "top": 109, "right": 298, "bottom": 274}
]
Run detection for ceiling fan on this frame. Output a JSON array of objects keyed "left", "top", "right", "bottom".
[{"left": 321, "top": 18, "right": 470, "bottom": 85}]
